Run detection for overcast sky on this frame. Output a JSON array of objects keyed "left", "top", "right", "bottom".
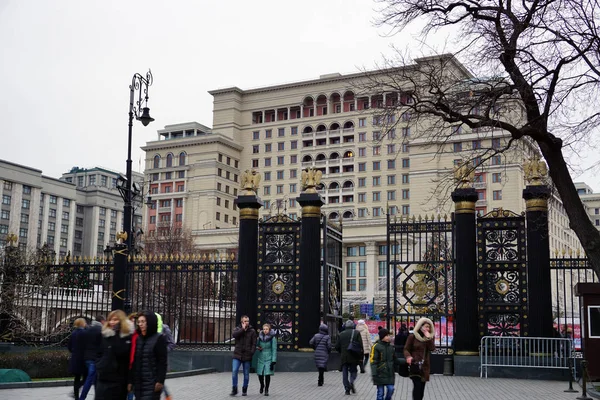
[{"left": 1, "top": 0, "right": 599, "bottom": 191}]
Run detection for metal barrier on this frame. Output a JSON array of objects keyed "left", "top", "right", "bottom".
[{"left": 480, "top": 336, "right": 573, "bottom": 378}]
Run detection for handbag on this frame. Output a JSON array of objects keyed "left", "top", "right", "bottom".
[
  {"left": 396, "top": 358, "right": 410, "bottom": 377},
  {"left": 311, "top": 335, "right": 324, "bottom": 350},
  {"left": 347, "top": 330, "right": 362, "bottom": 355}
]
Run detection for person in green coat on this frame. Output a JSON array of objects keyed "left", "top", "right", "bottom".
[
  {"left": 255, "top": 323, "right": 277, "bottom": 396},
  {"left": 370, "top": 329, "right": 401, "bottom": 400}
]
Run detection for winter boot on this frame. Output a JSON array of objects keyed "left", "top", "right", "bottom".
[
  {"left": 230, "top": 386, "right": 238, "bottom": 396},
  {"left": 259, "top": 375, "right": 265, "bottom": 394},
  {"left": 264, "top": 376, "right": 271, "bottom": 396},
  {"left": 242, "top": 386, "right": 248, "bottom": 396}
]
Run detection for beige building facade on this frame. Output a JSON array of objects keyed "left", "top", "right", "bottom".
[{"left": 142, "top": 56, "right": 579, "bottom": 306}]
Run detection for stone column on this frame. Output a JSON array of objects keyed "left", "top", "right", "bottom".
[
  {"left": 523, "top": 158, "right": 552, "bottom": 337},
  {"left": 365, "top": 241, "right": 377, "bottom": 303},
  {"left": 297, "top": 168, "right": 325, "bottom": 349},
  {"left": 234, "top": 171, "right": 263, "bottom": 326},
  {"left": 452, "top": 179, "right": 479, "bottom": 355}
]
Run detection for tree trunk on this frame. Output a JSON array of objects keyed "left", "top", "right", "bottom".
[{"left": 538, "top": 139, "right": 600, "bottom": 279}]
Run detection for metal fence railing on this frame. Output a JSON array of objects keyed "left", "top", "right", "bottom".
[{"left": 480, "top": 336, "right": 573, "bottom": 378}]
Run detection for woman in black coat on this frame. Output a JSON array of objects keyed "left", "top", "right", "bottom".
[
  {"left": 68, "top": 318, "right": 87, "bottom": 399},
  {"left": 128, "top": 311, "right": 168, "bottom": 400},
  {"left": 95, "top": 309, "right": 134, "bottom": 400},
  {"left": 309, "top": 323, "right": 332, "bottom": 387}
]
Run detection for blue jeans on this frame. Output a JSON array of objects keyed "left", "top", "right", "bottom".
[
  {"left": 232, "top": 359, "right": 251, "bottom": 388},
  {"left": 78, "top": 360, "right": 96, "bottom": 400},
  {"left": 342, "top": 363, "right": 358, "bottom": 391},
  {"left": 376, "top": 384, "right": 395, "bottom": 400}
]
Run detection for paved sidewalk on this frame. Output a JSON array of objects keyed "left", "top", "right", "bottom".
[{"left": 2, "top": 371, "right": 585, "bottom": 399}]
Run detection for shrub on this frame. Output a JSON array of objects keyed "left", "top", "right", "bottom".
[{"left": 0, "top": 350, "right": 69, "bottom": 379}]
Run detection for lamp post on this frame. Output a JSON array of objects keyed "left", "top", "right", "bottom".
[{"left": 112, "top": 70, "right": 154, "bottom": 312}]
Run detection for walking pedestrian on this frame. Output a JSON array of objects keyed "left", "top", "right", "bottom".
[
  {"left": 356, "top": 319, "right": 372, "bottom": 373},
  {"left": 255, "top": 323, "right": 277, "bottom": 396},
  {"left": 79, "top": 315, "right": 104, "bottom": 400},
  {"left": 335, "top": 319, "right": 364, "bottom": 395},
  {"left": 68, "top": 318, "right": 87, "bottom": 399},
  {"left": 394, "top": 324, "right": 409, "bottom": 356},
  {"left": 370, "top": 328, "right": 401, "bottom": 400},
  {"left": 156, "top": 313, "right": 175, "bottom": 400},
  {"left": 309, "top": 323, "right": 332, "bottom": 387},
  {"left": 128, "top": 311, "right": 168, "bottom": 400},
  {"left": 230, "top": 315, "right": 257, "bottom": 396},
  {"left": 95, "top": 310, "right": 134, "bottom": 400},
  {"left": 404, "top": 317, "right": 435, "bottom": 400}
]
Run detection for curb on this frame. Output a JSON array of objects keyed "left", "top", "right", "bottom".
[{"left": 0, "top": 368, "right": 217, "bottom": 390}]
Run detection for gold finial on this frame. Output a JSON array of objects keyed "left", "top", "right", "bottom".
[
  {"left": 523, "top": 155, "right": 548, "bottom": 186},
  {"left": 6, "top": 233, "right": 17, "bottom": 247},
  {"left": 230, "top": 252, "right": 235, "bottom": 261},
  {"left": 454, "top": 161, "right": 475, "bottom": 189},
  {"left": 300, "top": 167, "right": 323, "bottom": 194},
  {"left": 116, "top": 231, "right": 128, "bottom": 244},
  {"left": 240, "top": 169, "right": 261, "bottom": 195}
]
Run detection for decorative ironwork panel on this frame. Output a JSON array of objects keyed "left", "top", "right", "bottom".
[
  {"left": 323, "top": 218, "right": 343, "bottom": 343},
  {"left": 257, "top": 214, "right": 301, "bottom": 350},
  {"left": 477, "top": 212, "right": 527, "bottom": 337},
  {"left": 387, "top": 214, "right": 455, "bottom": 351}
]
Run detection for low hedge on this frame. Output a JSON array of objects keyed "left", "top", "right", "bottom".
[{"left": 0, "top": 350, "right": 69, "bottom": 379}]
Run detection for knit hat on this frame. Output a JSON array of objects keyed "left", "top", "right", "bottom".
[
  {"left": 378, "top": 328, "right": 390, "bottom": 341},
  {"left": 345, "top": 320, "right": 355, "bottom": 328},
  {"left": 357, "top": 319, "right": 366, "bottom": 325}
]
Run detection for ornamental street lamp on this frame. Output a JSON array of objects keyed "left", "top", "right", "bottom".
[{"left": 112, "top": 70, "right": 154, "bottom": 312}]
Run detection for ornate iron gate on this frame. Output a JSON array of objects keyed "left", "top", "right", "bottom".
[
  {"left": 476, "top": 209, "right": 528, "bottom": 337},
  {"left": 322, "top": 216, "right": 343, "bottom": 341},
  {"left": 387, "top": 214, "right": 455, "bottom": 354},
  {"left": 256, "top": 214, "right": 302, "bottom": 350}
]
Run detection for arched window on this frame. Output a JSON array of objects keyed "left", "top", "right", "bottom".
[
  {"left": 166, "top": 153, "right": 173, "bottom": 168},
  {"left": 153, "top": 155, "right": 160, "bottom": 169},
  {"left": 179, "top": 152, "right": 186, "bottom": 166}
]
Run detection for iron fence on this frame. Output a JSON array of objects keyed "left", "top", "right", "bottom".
[
  {"left": 0, "top": 254, "right": 238, "bottom": 348},
  {"left": 550, "top": 255, "right": 598, "bottom": 357}
]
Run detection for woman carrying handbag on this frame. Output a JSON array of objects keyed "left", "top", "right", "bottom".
[
  {"left": 403, "top": 317, "right": 435, "bottom": 400},
  {"left": 309, "top": 323, "right": 332, "bottom": 387}
]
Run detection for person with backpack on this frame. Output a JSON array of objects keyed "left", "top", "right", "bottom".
[
  {"left": 309, "top": 323, "right": 332, "bottom": 387},
  {"left": 335, "top": 320, "right": 363, "bottom": 395},
  {"left": 370, "top": 328, "right": 402, "bottom": 400},
  {"left": 128, "top": 311, "right": 168, "bottom": 400}
]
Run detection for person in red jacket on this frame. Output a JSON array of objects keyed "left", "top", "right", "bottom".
[{"left": 128, "top": 313, "right": 139, "bottom": 371}]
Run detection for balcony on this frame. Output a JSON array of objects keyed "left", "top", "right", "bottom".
[
  {"left": 302, "top": 131, "right": 314, "bottom": 137},
  {"left": 476, "top": 199, "right": 487, "bottom": 207},
  {"left": 315, "top": 160, "right": 327, "bottom": 166},
  {"left": 342, "top": 157, "right": 355, "bottom": 164},
  {"left": 316, "top": 130, "right": 328, "bottom": 137},
  {"left": 302, "top": 161, "right": 313, "bottom": 167},
  {"left": 158, "top": 206, "right": 171, "bottom": 213},
  {"left": 328, "top": 188, "right": 341, "bottom": 193},
  {"left": 329, "top": 129, "right": 341, "bottom": 137},
  {"left": 342, "top": 187, "right": 355, "bottom": 192},
  {"left": 474, "top": 182, "right": 487, "bottom": 189}
]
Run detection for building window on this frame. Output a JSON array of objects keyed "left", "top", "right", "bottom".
[
  {"left": 48, "top": 222, "right": 55, "bottom": 231},
  {"left": 387, "top": 144, "right": 396, "bottom": 154},
  {"left": 265, "top": 129, "right": 272, "bottom": 138},
  {"left": 22, "top": 185, "right": 31, "bottom": 195},
  {"left": 278, "top": 128, "right": 285, "bottom": 137},
  {"left": 252, "top": 159, "right": 259, "bottom": 168},
  {"left": 178, "top": 170, "right": 185, "bottom": 179},
  {"left": 358, "top": 178, "right": 366, "bottom": 187},
  {"left": 347, "top": 246, "right": 357, "bottom": 257},
  {"left": 264, "top": 186, "right": 271, "bottom": 195},
  {"left": 2, "top": 195, "right": 11, "bottom": 205},
  {"left": 1, "top": 210, "right": 9, "bottom": 220},
  {"left": 253, "top": 131, "right": 260, "bottom": 140},
  {"left": 110, "top": 221, "right": 116, "bottom": 230},
  {"left": 252, "top": 145, "right": 259, "bottom": 154},
  {"left": 358, "top": 147, "right": 366, "bottom": 157},
  {"left": 264, "top": 172, "right": 271, "bottom": 181},
  {"left": 359, "top": 132, "right": 366, "bottom": 142},
  {"left": 290, "top": 155, "right": 297, "bottom": 164},
  {"left": 373, "top": 176, "right": 381, "bottom": 186},
  {"left": 373, "top": 146, "right": 381, "bottom": 156},
  {"left": 387, "top": 160, "right": 396, "bottom": 170},
  {"left": 388, "top": 191, "right": 396, "bottom": 201},
  {"left": 76, "top": 217, "right": 83, "bottom": 227},
  {"left": 265, "top": 158, "right": 272, "bottom": 167},
  {"left": 358, "top": 193, "right": 366, "bottom": 203},
  {"left": 277, "top": 156, "right": 284, "bottom": 165},
  {"left": 387, "top": 175, "right": 396, "bottom": 185},
  {"left": 3, "top": 181, "right": 12, "bottom": 190},
  {"left": 402, "top": 159, "right": 410, "bottom": 168},
  {"left": 100, "top": 207, "right": 106, "bottom": 216},
  {"left": 491, "top": 155, "right": 502, "bottom": 165},
  {"left": 289, "top": 183, "right": 297, "bottom": 193},
  {"left": 373, "top": 131, "right": 382, "bottom": 140},
  {"left": 358, "top": 118, "right": 366, "bottom": 127},
  {"left": 402, "top": 205, "right": 410, "bottom": 215},
  {"left": 453, "top": 142, "right": 463, "bottom": 152},
  {"left": 290, "top": 169, "right": 297, "bottom": 178},
  {"left": 291, "top": 126, "right": 298, "bottom": 135},
  {"left": 472, "top": 140, "right": 482, "bottom": 149},
  {"left": 373, "top": 192, "right": 381, "bottom": 201},
  {"left": 402, "top": 189, "right": 410, "bottom": 199},
  {"left": 277, "top": 171, "right": 284, "bottom": 180},
  {"left": 276, "top": 185, "right": 284, "bottom": 194},
  {"left": 402, "top": 127, "right": 411, "bottom": 138},
  {"left": 358, "top": 163, "right": 366, "bottom": 172},
  {"left": 99, "top": 219, "right": 105, "bottom": 228},
  {"left": 0, "top": 225, "right": 8, "bottom": 234},
  {"left": 22, "top": 199, "right": 30, "bottom": 209},
  {"left": 492, "top": 138, "right": 501, "bottom": 149},
  {"left": 62, "top": 211, "right": 69, "bottom": 220},
  {"left": 373, "top": 161, "right": 381, "bottom": 171},
  {"left": 493, "top": 190, "right": 502, "bottom": 200},
  {"left": 20, "top": 213, "right": 29, "bottom": 223},
  {"left": 373, "top": 207, "right": 382, "bottom": 216},
  {"left": 49, "top": 209, "right": 56, "bottom": 218},
  {"left": 492, "top": 173, "right": 502, "bottom": 183},
  {"left": 359, "top": 261, "right": 367, "bottom": 277},
  {"left": 265, "top": 143, "right": 272, "bottom": 152}
]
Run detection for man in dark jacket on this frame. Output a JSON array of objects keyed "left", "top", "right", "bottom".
[
  {"left": 371, "top": 328, "right": 401, "bottom": 400},
  {"left": 230, "top": 315, "right": 257, "bottom": 396},
  {"left": 79, "top": 315, "right": 104, "bottom": 400},
  {"left": 335, "top": 319, "right": 363, "bottom": 395}
]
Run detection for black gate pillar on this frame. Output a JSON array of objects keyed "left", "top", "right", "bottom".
[
  {"left": 297, "top": 168, "right": 325, "bottom": 349},
  {"left": 234, "top": 171, "right": 263, "bottom": 326},
  {"left": 523, "top": 158, "right": 553, "bottom": 337},
  {"left": 451, "top": 168, "right": 479, "bottom": 355}
]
